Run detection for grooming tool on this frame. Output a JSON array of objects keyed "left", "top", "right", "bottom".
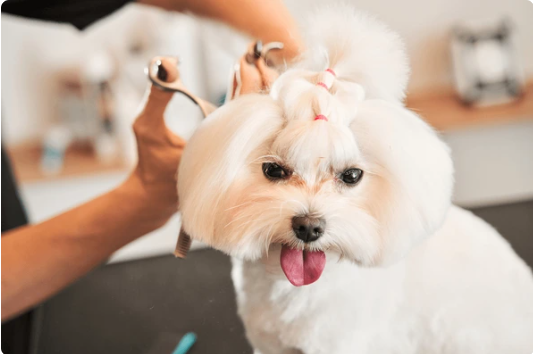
[
  {"left": 146, "top": 57, "right": 216, "bottom": 118},
  {"left": 146, "top": 57, "right": 216, "bottom": 259},
  {"left": 174, "top": 228, "right": 192, "bottom": 259},
  {"left": 245, "top": 40, "right": 284, "bottom": 66},
  {"left": 171, "top": 332, "right": 197, "bottom": 354}
]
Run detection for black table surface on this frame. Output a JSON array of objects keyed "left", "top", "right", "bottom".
[{"left": 31, "top": 200, "right": 533, "bottom": 354}]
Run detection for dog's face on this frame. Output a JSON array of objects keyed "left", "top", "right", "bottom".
[{"left": 178, "top": 69, "right": 453, "bottom": 286}]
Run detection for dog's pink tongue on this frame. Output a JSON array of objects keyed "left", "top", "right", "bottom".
[{"left": 280, "top": 245, "right": 326, "bottom": 286}]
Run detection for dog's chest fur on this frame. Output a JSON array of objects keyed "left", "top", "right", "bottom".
[{"left": 232, "top": 252, "right": 408, "bottom": 353}]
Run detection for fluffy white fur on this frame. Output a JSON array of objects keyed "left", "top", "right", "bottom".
[{"left": 177, "top": 5, "right": 533, "bottom": 353}]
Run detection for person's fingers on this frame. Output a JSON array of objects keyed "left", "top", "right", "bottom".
[
  {"left": 256, "top": 58, "right": 280, "bottom": 89},
  {"left": 144, "top": 84, "right": 174, "bottom": 116},
  {"left": 166, "top": 128, "right": 187, "bottom": 148},
  {"left": 156, "top": 57, "right": 179, "bottom": 83},
  {"left": 238, "top": 55, "right": 263, "bottom": 96},
  {"left": 132, "top": 84, "right": 172, "bottom": 143}
]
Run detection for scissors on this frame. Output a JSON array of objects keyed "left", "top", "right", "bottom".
[
  {"left": 146, "top": 57, "right": 217, "bottom": 118},
  {"left": 146, "top": 41, "right": 284, "bottom": 118}
]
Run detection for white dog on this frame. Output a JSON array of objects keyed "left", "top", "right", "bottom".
[{"left": 177, "top": 5, "right": 533, "bottom": 354}]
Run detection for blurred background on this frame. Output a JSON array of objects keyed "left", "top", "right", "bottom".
[{"left": 1, "top": 0, "right": 532, "bottom": 353}]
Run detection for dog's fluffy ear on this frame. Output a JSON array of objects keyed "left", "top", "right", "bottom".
[
  {"left": 298, "top": 4, "right": 410, "bottom": 103},
  {"left": 352, "top": 100, "right": 454, "bottom": 264},
  {"left": 177, "top": 94, "right": 283, "bottom": 245}
]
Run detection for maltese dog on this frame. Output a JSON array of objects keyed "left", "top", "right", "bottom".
[{"left": 177, "top": 5, "right": 533, "bottom": 354}]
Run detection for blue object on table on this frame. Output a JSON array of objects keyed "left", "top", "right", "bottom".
[{"left": 172, "top": 332, "right": 197, "bottom": 354}]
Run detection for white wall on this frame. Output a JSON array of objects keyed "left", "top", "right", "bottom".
[
  {"left": 284, "top": 0, "right": 533, "bottom": 93},
  {"left": 1, "top": 4, "right": 207, "bottom": 146},
  {"left": 444, "top": 120, "right": 533, "bottom": 207}
]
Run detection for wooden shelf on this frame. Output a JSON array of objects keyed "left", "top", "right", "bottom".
[
  {"left": 406, "top": 83, "right": 533, "bottom": 131},
  {"left": 7, "top": 143, "right": 129, "bottom": 183}
]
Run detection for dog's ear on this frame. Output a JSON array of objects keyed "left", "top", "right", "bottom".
[
  {"left": 178, "top": 94, "right": 284, "bottom": 246},
  {"left": 351, "top": 100, "right": 454, "bottom": 264}
]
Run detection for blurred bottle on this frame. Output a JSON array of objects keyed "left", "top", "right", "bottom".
[{"left": 41, "top": 125, "right": 72, "bottom": 175}]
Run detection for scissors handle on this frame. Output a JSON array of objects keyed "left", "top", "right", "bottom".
[{"left": 146, "top": 57, "right": 217, "bottom": 118}]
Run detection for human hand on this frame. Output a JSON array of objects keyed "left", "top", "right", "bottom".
[
  {"left": 119, "top": 60, "right": 186, "bottom": 229},
  {"left": 228, "top": 41, "right": 283, "bottom": 100}
]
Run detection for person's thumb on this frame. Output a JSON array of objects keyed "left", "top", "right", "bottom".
[{"left": 138, "top": 58, "right": 178, "bottom": 125}]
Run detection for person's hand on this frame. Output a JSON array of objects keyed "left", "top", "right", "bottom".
[
  {"left": 118, "top": 63, "right": 186, "bottom": 229},
  {"left": 1, "top": 61, "right": 190, "bottom": 320},
  {"left": 228, "top": 42, "right": 282, "bottom": 100}
]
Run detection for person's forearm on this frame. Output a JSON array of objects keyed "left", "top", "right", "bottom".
[
  {"left": 139, "top": 0, "right": 303, "bottom": 63},
  {"left": 1, "top": 174, "right": 173, "bottom": 321}
]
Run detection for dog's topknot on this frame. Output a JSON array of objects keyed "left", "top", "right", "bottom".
[{"left": 297, "top": 3, "right": 410, "bottom": 103}]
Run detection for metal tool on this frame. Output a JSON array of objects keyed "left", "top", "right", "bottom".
[
  {"left": 146, "top": 56, "right": 216, "bottom": 258},
  {"left": 245, "top": 40, "right": 284, "bottom": 65},
  {"left": 146, "top": 56, "right": 217, "bottom": 118}
]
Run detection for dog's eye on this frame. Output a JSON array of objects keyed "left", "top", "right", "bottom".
[
  {"left": 341, "top": 168, "right": 363, "bottom": 185},
  {"left": 263, "top": 163, "right": 289, "bottom": 180}
]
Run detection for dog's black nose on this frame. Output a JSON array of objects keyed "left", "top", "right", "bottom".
[{"left": 292, "top": 216, "right": 326, "bottom": 243}]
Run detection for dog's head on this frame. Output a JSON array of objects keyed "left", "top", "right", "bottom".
[{"left": 177, "top": 8, "right": 453, "bottom": 286}]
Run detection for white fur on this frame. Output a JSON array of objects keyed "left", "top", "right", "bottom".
[{"left": 177, "top": 5, "right": 533, "bottom": 353}]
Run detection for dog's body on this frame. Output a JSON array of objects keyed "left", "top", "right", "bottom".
[
  {"left": 177, "top": 5, "right": 533, "bottom": 353},
  {"left": 232, "top": 205, "right": 533, "bottom": 354}
]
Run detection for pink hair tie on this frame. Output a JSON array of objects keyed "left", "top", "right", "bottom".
[
  {"left": 326, "top": 68, "right": 337, "bottom": 77},
  {"left": 314, "top": 114, "right": 328, "bottom": 122},
  {"left": 316, "top": 82, "right": 328, "bottom": 90}
]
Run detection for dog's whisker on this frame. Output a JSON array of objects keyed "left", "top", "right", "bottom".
[
  {"left": 286, "top": 199, "right": 307, "bottom": 212},
  {"left": 224, "top": 206, "right": 280, "bottom": 229},
  {"left": 224, "top": 201, "right": 252, "bottom": 211},
  {"left": 224, "top": 214, "right": 252, "bottom": 228},
  {"left": 224, "top": 215, "right": 259, "bottom": 230}
]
